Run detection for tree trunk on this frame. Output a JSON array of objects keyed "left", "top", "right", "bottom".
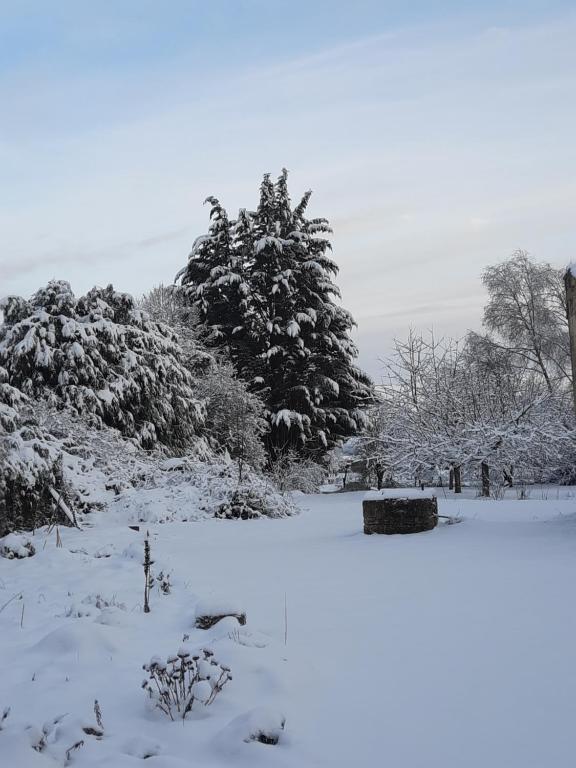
[
  {"left": 449, "top": 467, "right": 454, "bottom": 491},
  {"left": 454, "top": 465, "right": 462, "bottom": 494},
  {"left": 503, "top": 466, "right": 514, "bottom": 487},
  {"left": 564, "top": 269, "right": 576, "bottom": 414},
  {"left": 376, "top": 468, "right": 384, "bottom": 490},
  {"left": 481, "top": 462, "right": 490, "bottom": 497}
]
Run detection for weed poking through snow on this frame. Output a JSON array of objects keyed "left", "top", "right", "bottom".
[{"left": 156, "top": 570, "right": 171, "bottom": 595}]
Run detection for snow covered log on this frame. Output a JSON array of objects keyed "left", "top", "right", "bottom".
[
  {"left": 362, "top": 490, "right": 438, "bottom": 534},
  {"left": 195, "top": 598, "right": 246, "bottom": 630},
  {"left": 195, "top": 613, "right": 247, "bottom": 630}
]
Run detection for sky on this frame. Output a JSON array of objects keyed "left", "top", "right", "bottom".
[{"left": 1, "top": 0, "right": 575, "bottom": 379}]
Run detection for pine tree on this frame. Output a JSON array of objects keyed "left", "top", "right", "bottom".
[
  {"left": 177, "top": 170, "right": 374, "bottom": 458},
  {"left": 177, "top": 197, "right": 250, "bottom": 370},
  {"left": 0, "top": 281, "right": 203, "bottom": 452}
]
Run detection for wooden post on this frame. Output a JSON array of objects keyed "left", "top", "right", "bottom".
[{"left": 564, "top": 269, "right": 576, "bottom": 415}]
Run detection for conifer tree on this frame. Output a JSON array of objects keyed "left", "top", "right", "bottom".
[
  {"left": 177, "top": 197, "right": 250, "bottom": 371},
  {"left": 177, "top": 170, "right": 374, "bottom": 458}
]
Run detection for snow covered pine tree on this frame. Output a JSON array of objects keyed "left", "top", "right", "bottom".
[
  {"left": 177, "top": 170, "right": 374, "bottom": 458},
  {"left": 0, "top": 281, "right": 204, "bottom": 452}
]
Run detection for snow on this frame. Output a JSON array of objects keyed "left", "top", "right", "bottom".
[
  {"left": 216, "top": 706, "right": 286, "bottom": 753},
  {"left": 364, "top": 488, "right": 436, "bottom": 500},
  {"left": 1, "top": 488, "right": 576, "bottom": 766},
  {"left": 195, "top": 597, "right": 244, "bottom": 620},
  {"left": 286, "top": 320, "right": 300, "bottom": 338},
  {"left": 96, "top": 389, "right": 115, "bottom": 405},
  {"left": 157, "top": 457, "right": 190, "bottom": 471}
]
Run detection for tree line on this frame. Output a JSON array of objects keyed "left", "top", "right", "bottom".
[
  {"left": 0, "top": 170, "right": 374, "bottom": 531},
  {"left": 361, "top": 251, "right": 575, "bottom": 494}
]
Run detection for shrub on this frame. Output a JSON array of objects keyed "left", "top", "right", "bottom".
[
  {"left": 267, "top": 450, "right": 326, "bottom": 493},
  {"left": 142, "top": 647, "right": 231, "bottom": 720},
  {"left": 215, "top": 488, "right": 267, "bottom": 519},
  {"left": 0, "top": 533, "right": 36, "bottom": 559},
  {"left": 0, "top": 281, "right": 204, "bottom": 451}
]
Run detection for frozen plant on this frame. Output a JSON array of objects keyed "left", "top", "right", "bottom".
[
  {"left": 83, "top": 593, "right": 126, "bottom": 611},
  {"left": 93, "top": 700, "right": 103, "bottom": 731},
  {"left": 143, "top": 536, "right": 153, "bottom": 613},
  {"left": 156, "top": 570, "right": 172, "bottom": 595},
  {"left": 142, "top": 647, "right": 232, "bottom": 720},
  {"left": 0, "top": 706, "right": 10, "bottom": 730}
]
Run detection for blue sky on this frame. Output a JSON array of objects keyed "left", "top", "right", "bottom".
[{"left": 1, "top": 1, "right": 575, "bottom": 377}]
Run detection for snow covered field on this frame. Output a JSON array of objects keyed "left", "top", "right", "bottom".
[{"left": 1, "top": 488, "right": 576, "bottom": 767}]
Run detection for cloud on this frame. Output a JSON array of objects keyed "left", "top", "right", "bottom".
[
  {"left": 135, "top": 227, "right": 191, "bottom": 249},
  {"left": 1, "top": 7, "right": 575, "bottom": 363},
  {"left": 0, "top": 226, "right": 192, "bottom": 285}
]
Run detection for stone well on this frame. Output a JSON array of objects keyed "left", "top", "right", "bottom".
[{"left": 362, "top": 490, "right": 438, "bottom": 535}]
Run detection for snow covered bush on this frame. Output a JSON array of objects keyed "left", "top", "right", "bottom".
[
  {"left": 0, "top": 533, "right": 36, "bottom": 559},
  {"left": 0, "top": 366, "right": 75, "bottom": 535},
  {"left": 267, "top": 450, "right": 327, "bottom": 493},
  {"left": 194, "top": 359, "right": 268, "bottom": 474},
  {"left": 0, "top": 425, "right": 67, "bottom": 536},
  {"left": 138, "top": 283, "right": 216, "bottom": 373},
  {"left": 215, "top": 488, "right": 272, "bottom": 519},
  {"left": 140, "top": 285, "right": 268, "bottom": 472},
  {"left": 40, "top": 404, "right": 158, "bottom": 509},
  {"left": 142, "top": 647, "right": 232, "bottom": 720},
  {"left": 116, "top": 458, "right": 297, "bottom": 523},
  {"left": 0, "top": 280, "right": 204, "bottom": 451}
]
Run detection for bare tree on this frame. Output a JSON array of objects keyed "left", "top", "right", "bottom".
[
  {"left": 362, "top": 330, "right": 576, "bottom": 494},
  {"left": 481, "top": 250, "right": 570, "bottom": 393}
]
